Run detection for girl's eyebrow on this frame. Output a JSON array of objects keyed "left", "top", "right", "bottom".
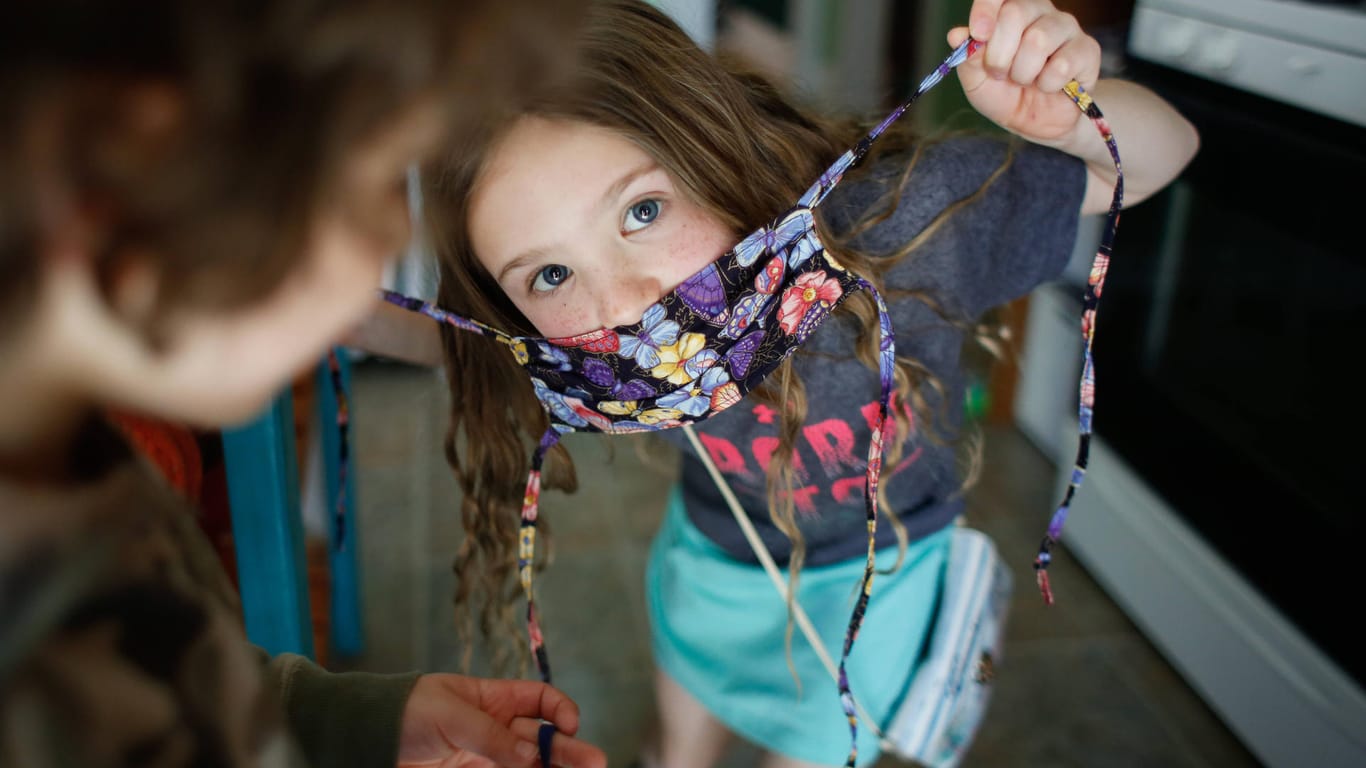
[
  {"left": 498, "top": 161, "right": 662, "bottom": 285},
  {"left": 596, "top": 161, "right": 660, "bottom": 215},
  {"left": 497, "top": 245, "right": 551, "bottom": 284}
]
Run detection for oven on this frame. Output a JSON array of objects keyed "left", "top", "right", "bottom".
[{"left": 1014, "top": 2, "right": 1366, "bottom": 766}]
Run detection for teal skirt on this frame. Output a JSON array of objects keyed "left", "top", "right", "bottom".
[{"left": 646, "top": 486, "right": 952, "bottom": 767}]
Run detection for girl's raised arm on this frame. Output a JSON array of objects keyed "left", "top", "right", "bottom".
[{"left": 948, "top": 0, "right": 1198, "bottom": 214}]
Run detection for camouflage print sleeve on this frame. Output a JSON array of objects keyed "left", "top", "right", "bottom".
[{"left": 1, "top": 441, "right": 302, "bottom": 767}]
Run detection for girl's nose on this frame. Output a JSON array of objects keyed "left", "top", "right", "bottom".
[{"left": 599, "top": 271, "right": 664, "bottom": 328}]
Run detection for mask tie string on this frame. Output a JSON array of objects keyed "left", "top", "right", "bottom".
[
  {"left": 520, "top": 427, "right": 561, "bottom": 684},
  {"left": 832, "top": 278, "right": 896, "bottom": 768},
  {"left": 815, "top": 38, "right": 982, "bottom": 768},
  {"left": 1033, "top": 81, "right": 1124, "bottom": 605},
  {"left": 324, "top": 350, "right": 352, "bottom": 548},
  {"left": 377, "top": 288, "right": 561, "bottom": 680},
  {"left": 379, "top": 289, "right": 519, "bottom": 345}
]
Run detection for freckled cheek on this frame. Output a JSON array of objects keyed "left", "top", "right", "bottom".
[
  {"left": 529, "top": 298, "right": 591, "bottom": 338},
  {"left": 669, "top": 213, "right": 732, "bottom": 279}
]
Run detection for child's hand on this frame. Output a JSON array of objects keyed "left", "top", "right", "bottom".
[
  {"left": 948, "top": 0, "right": 1102, "bottom": 148},
  {"left": 398, "top": 674, "right": 607, "bottom": 767}
]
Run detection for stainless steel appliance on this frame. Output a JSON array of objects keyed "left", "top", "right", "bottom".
[{"left": 1015, "top": 2, "right": 1366, "bottom": 766}]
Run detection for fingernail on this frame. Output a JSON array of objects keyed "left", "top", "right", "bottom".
[
  {"left": 516, "top": 740, "right": 538, "bottom": 761},
  {"left": 970, "top": 14, "right": 993, "bottom": 39}
]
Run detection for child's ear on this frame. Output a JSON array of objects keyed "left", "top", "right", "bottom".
[
  {"left": 35, "top": 188, "right": 155, "bottom": 333},
  {"left": 105, "top": 249, "right": 162, "bottom": 332},
  {"left": 36, "top": 190, "right": 166, "bottom": 355}
]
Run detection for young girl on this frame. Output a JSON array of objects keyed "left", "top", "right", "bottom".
[
  {"left": 416, "top": 1, "right": 1198, "bottom": 766},
  {"left": 0, "top": 2, "right": 605, "bottom": 767}
]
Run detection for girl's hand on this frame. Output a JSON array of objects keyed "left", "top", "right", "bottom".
[{"left": 948, "top": 0, "right": 1101, "bottom": 148}]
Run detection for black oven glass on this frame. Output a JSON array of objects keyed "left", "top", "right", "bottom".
[{"left": 1093, "top": 59, "right": 1366, "bottom": 688}]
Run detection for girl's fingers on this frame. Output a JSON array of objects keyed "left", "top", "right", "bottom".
[
  {"left": 1010, "top": 12, "right": 1080, "bottom": 87},
  {"left": 947, "top": 26, "right": 989, "bottom": 94},
  {"left": 968, "top": 0, "right": 1004, "bottom": 40},
  {"left": 1036, "top": 33, "right": 1102, "bottom": 93},
  {"left": 982, "top": 0, "right": 1044, "bottom": 78}
]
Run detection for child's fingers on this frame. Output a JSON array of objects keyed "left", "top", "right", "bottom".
[
  {"left": 948, "top": 27, "right": 989, "bottom": 94},
  {"left": 508, "top": 719, "right": 608, "bottom": 768},
  {"left": 968, "top": 0, "right": 1004, "bottom": 41},
  {"left": 1036, "top": 33, "right": 1101, "bottom": 93},
  {"left": 981, "top": 1, "right": 1046, "bottom": 79},
  {"left": 1010, "top": 11, "right": 1082, "bottom": 87}
]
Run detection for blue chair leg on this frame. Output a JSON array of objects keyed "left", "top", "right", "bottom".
[
  {"left": 316, "top": 351, "right": 365, "bottom": 658},
  {"left": 222, "top": 393, "right": 315, "bottom": 659}
]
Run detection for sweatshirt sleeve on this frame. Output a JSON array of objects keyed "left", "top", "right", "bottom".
[{"left": 261, "top": 650, "right": 421, "bottom": 768}]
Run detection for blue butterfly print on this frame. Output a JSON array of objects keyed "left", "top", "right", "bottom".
[
  {"left": 582, "top": 358, "right": 657, "bottom": 400},
  {"left": 531, "top": 378, "right": 589, "bottom": 430},
  {"left": 677, "top": 263, "right": 729, "bottom": 323},
  {"left": 719, "top": 292, "right": 774, "bottom": 340},
  {"left": 785, "top": 229, "right": 820, "bottom": 269},
  {"left": 618, "top": 303, "right": 679, "bottom": 369},
  {"left": 657, "top": 367, "right": 732, "bottom": 417},
  {"left": 724, "top": 330, "right": 765, "bottom": 379},
  {"left": 534, "top": 342, "right": 572, "bottom": 371},
  {"left": 683, "top": 349, "right": 721, "bottom": 381},
  {"left": 798, "top": 149, "right": 857, "bottom": 207},
  {"left": 734, "top": 209, "right": 811, "bottom": 268}
]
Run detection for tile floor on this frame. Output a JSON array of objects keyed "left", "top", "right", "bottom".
[{"left": 338, "top": 359, "right": 1261, "bottom": 768}]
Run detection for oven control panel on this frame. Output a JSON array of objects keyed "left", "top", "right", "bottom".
[{"left": 1129, "top": 3, "right": 1366, "bottom": 128}]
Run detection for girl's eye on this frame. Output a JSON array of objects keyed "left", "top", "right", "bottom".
[
  {"left": 531, "top": 264, "right": 573, "bottom": 293},
  {"left": 622, "top": 198, "right": 661, "bottom": 233}
]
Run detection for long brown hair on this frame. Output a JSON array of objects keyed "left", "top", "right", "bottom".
[{"left": 425, "top": 0, "right": 1010, "bottom": 672}]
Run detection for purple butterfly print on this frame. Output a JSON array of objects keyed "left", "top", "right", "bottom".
[
  {"left": 581, "top": 358, "right": 617, "bottom": 389},
  {"left": 724, "top": 330, "right": 765, "bottom": 378},
  {"left": 793, "top": 300, "right": 832, "bottom": 342},
  {"left": 718, "top": 292, "right": 774, "bottom": 340},
  {"left": 616, "top": 379, "right": 657, "bottom": 401},
  {"left": 734, "top": 209, "right": 811, "bottom": 268},
  {"left": 618, "top": 303, "right": 680, "bottom": 369},
  {"left": 798, "top": 149, "right": 857, "bottom": 207},
  {"left": 676, "top": 263, "right": 729, "bottom": 323},
  {"left": 582, "top": 358, "right": 657, "bottom": 400}
]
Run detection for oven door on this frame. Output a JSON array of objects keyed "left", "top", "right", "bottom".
[{"left": 1094, "top": 57, "right": 1366, "bottom": 688}]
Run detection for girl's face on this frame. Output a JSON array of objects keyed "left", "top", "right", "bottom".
[{"left": 468, "top": 117, "right": 736, "bottom": 338}]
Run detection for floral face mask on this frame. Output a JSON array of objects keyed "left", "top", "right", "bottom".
[{"left": 378, "top": 37, "right": 1123, "bottom": 767}]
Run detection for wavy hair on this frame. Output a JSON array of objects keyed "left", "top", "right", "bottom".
[{"left": 424, "top": 0, "right": 1011, "bottom": 673}]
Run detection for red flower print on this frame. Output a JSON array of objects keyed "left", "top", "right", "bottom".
[{"left": 777, "top": 271, "right": 843, "bottom": 337}]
